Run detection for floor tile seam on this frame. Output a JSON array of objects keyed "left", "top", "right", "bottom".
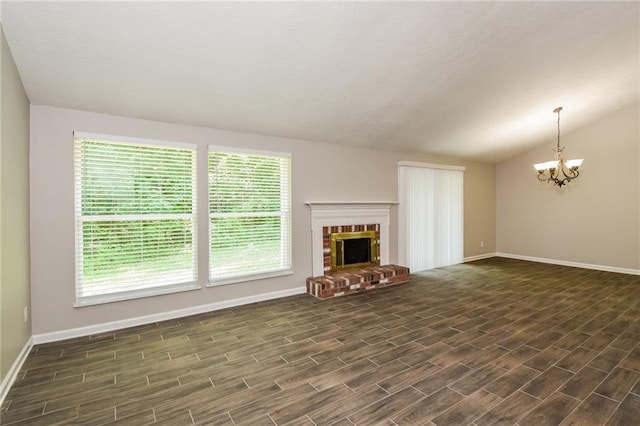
[
  {"left": 509, "top": 387, "right": 577, "bottom": 426},
  {"left": 599, "top": 394, "right": 632, "bottom": 426},
  {"left": 438, "top": 361, "right": 496, "bottom": 391},
  {"left": 374, "top": 382, "right": 391, "bottom": 396},
  {"left": 162, "top": 382, "right": 248, "bottom": 423},
  {"left": 465, "top": 393, "right": 508, "bottom": 426},
  {"left": 587, "top": 359, "right": 626, "bottom": 375},
  {"left": 255, "top": 410, "right": 280, "bottom": 426},
  {"left": 589, "top": 389, "right": 625, "bottom": 406},
  {"left": 465, "top": 340, "right": 495, "bottom": 351},
  {"left": 595, "top": 365, "right": 640, "bottom": 399},
  {"left": 593, "top": 381, "right": 636, "bottom": 403},
  {"left": 553, "top": 363, "right": 581, "bottom": 375},
  {"left": 187, "top": 408, "right": 196, "bottom": 424},
  {"left": 336, "top": 416, "right": 356, "bottom": 426},
  {"left": 191, "top": 384, "right": 281, "bottom": 424},
  {"left": 274, "top": 383, "right": 358, "bottom": 424},
  {"left": 480, "top": 366, "right": 540, "bottom": 398},
  {"left": 564, "top": 392, "right": 622, "bottom": 426},
  {"left": 84, "top": 375, "right": 191, "bottom": 410},
  {"left": 519, "top": 387, "right": 544, "bottom": 401},
  {"left": 482, "top": 383, "right": 512, "bottom": 400},
  {"left": 6, "top": 376, "right": 135, "bottom": 406},
  {"left": 365, "top": 356, "right": 384, "bottom": 367},
  {"left": 222, "top": 339, "right": 303, "bottom": 359},
  {"left": 2, "top": 403, "right": 85, "bottom": 426},
  {"left": 442, "top": 385, "right": 466, "bottom": 399}
]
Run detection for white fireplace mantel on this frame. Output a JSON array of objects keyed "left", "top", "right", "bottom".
[
  {"left": 305, "top": 201, "right": 398, "bottom": 209},
  {"left": 305, "top": 201, "right": 397, "bottom": 277}
]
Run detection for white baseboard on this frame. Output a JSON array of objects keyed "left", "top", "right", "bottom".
[
  {"left": 464, "top": 253, "right": 497, "bottom": 263},
  {"left": 0, "top": 337, "right": 33, "bottom": 406},
  {"left": 495, "top": 252, "right": 640, "bottom": 275},
  {"left": 33, "top": 287, "right": 306, "bottom": 344}
]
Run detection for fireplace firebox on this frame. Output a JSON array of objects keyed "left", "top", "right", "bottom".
[{"left": 330, "top": 230, "right": 379, "bottom": 272}]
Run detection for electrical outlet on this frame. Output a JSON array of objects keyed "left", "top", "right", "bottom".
[
  {"left": 480, "top": 241, "right": 484, "bottom": 248},
  {"left": 24, "top": 307, "right": 28, "bottom": 323}
]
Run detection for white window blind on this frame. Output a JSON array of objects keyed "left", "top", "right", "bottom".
[
  {"left": 399, "top": 163, "right": 464, "bottom": 273},
  {"left": 209, "top": 147, "right": 292, "bottom": 283},
  {"left": 74, "top": 133, "right": 197, "bottom": 305}
]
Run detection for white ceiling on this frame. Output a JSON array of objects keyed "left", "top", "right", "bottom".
[{"left": 2, "top": 1, "right": 638, "bottom": 163}]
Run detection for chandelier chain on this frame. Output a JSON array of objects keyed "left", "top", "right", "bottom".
[{"left": 557, "top": 108, "right": 560, "bottom": 150}]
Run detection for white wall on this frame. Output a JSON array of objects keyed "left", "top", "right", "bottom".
[
  {"left": 30, "top": 105, "right": 496, "bottom": 335},
  {"left": 1, "top": 26, "right": 31, "bottom": 382},
  {"left": 497, "top": 101, "right": 640, "bottom": 271}
]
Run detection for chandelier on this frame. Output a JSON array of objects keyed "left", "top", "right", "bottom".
[{"left": 533, "top": 107, "right": 583, "bottom": 187}]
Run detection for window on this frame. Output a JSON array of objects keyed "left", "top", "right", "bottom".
[
  {"left": 398, "top": 162, "right": 464, "bottom": 272},
  {"left": 74, "top": 132, "right": 198, "bottom": 305},
  {"left": 209, "top": 147, "right": 292, "bottom": 284}
]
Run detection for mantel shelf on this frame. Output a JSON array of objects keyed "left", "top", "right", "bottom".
[{"left": 305, "top": 201, "right": 398, "bottom": 209}]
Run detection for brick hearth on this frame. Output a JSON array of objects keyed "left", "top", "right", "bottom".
[{"left": 306, "top": 264, "right": 410, "bottom": 299}]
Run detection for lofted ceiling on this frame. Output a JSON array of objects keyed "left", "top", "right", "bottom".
[{"left": 1, "top": 1, "right": 638, "bottom": 163}]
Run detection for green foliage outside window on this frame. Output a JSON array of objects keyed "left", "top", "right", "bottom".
[
  {"left": 77, "top": 139, "right": 195, "bottom": 289},
  {"left": 209, "top": 151, "right": 291, "bottom": 279}
]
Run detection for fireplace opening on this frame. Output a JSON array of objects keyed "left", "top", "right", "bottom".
[
  {"left": 344, "top": 238, "right": 370, "bottom": 265},
  {"left": 331, "top": 230, "right": 379, "bottom": 272}
]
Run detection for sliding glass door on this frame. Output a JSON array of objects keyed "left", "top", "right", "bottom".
[{"left": 398, "top": 162, "right": 464, "bottom": 273}]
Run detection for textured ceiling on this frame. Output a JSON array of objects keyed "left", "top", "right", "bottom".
[{"left": 2, "top": 2, "right": 638, "bottom": 163}]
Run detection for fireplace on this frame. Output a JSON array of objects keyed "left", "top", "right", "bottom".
[
  {"left": 330, "top": 229, "right": 379, "bottom": 272},
  {"left": 305, "top": 202, "right": 410, "bottom": 299},
  {"left": 306, "top": 202, "right": 394, "bottom": 277}
]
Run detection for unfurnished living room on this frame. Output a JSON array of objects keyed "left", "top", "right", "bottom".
[{"left": 1, "top": 1, "right": 639, "bottom": 425}]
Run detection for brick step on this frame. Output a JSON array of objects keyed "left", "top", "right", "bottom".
[{"left": 306, "top": 264, "right": 410, "bottom": 299}]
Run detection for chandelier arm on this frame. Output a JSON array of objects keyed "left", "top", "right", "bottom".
[
  {"left": 567, "top": 171, "right": 579, "bottom": 182},
  {"left": 561, "top": 163, "right": 578, "bottom": 180},
  {"left": 537, "top": 173, "right": 549, "bottom": 182}
]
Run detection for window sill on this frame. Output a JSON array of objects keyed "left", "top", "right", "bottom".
[
  {"left": 74, "top": 282, "right": 201, "bottom": 307},
  {"left": 208, "top": 269, "right": 294, "bottom": 287}
]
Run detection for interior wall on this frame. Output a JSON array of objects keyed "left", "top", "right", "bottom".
[
  {"left": 464, "top": 161, "right": 496, "bottom": 258},
  {"left": 1, "top": 26, "right": 32, "bottom": 381},
  {"left": 30, "top": 105, "right": 496, "bottom": 335},
  {"left": 497, "top": 101, "right": 640, "bottom": 270}
]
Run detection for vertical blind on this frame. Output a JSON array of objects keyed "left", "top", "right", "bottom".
[
  {"left": 209, "top": 147, "right": 292, "bottom": 282},
  {"left": 74, "top": 133, "right": 197, "bottom": 304},
  {"left": 400, "top": 164, "right": 464, "bottom": 273}
]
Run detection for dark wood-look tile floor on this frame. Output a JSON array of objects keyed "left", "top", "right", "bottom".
[{"left": 3, "top": 258, "right": 640, "bottom": 425}]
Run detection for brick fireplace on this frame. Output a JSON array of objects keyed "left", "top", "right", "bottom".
[{"left": 305, "top": 202, "right": 409, "bottom": 299}]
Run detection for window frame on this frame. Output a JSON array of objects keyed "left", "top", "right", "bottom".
[
  {"left": 207, "top": 145, "right": 293, "bottom": 286},
  {"left": 73, "top": 131, "right": 200, "bottom": 307}
]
